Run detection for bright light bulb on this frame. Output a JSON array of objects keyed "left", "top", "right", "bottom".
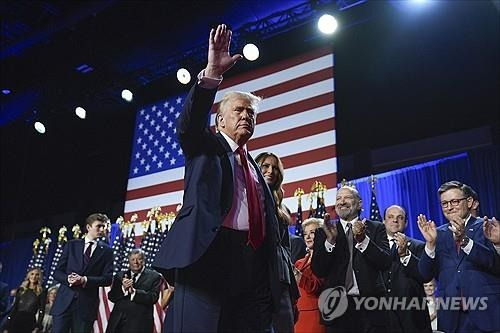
[
  {"left": 34, "top": 121, "right": 46, "bottom": 134},
  {"left": 121, "top": 89, "right": 133, "bottom": 102},
  {"left": 177, "top": 68, "right": 191, "bottom": 84},
  {"left": 243, "top": 43, "right": 259, "bottom": 61},
  {"left": 318, "top": 14, "right": 338, "bottom": 34},
  {"left": 75, "top": 106, "right": 86, "bottom": 119}
]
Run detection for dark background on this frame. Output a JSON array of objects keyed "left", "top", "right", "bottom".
[{"left": 1, "top": 0, "right": 498, "bottom": 241}]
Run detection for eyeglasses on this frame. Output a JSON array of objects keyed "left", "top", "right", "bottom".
[{"left": 440, "top": 197, "right": 468, "bottom": 208}]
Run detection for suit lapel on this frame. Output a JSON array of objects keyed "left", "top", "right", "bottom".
[{"left": 85, "top": 241, "right": 105, "bottom": 272}]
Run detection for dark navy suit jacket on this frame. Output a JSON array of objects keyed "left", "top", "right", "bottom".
[
  {"left": 153, "top": 83, "right": 283, "bottom": 310},
  {"left": 418, "top": 216, "right": 500, "bottom": 332},
  {"left": 51, "top": 239, "right": 113, "bottom": 321}
]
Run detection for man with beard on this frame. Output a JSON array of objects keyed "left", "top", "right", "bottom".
[{"left": 312, "top": 185, "right": 391, "bottom": 333}]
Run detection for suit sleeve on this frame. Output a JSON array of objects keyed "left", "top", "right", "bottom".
[
  {"left": 467, "top": 240, "right": 500, "bottom": 277},
  {"left": 107, "top": 273, "right": 126, "bottom": 303},
  {"left": 177, "top": 84, "right": 218, "bottom": 156},
  {"left": 311, "top": 228, "right": 335, "bottom": 278},
  {"left": 362, "top": 221, "right": 391, "bottom": 270},
  {"left": 53, "top": 242, "right": 70, "bottom": 286},
  {"left": 132, "top": 272, "right": 162, "bottom": 306}
]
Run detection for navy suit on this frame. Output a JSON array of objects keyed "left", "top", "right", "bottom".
[
  {"left": 153, "top": 84, "right": 283, "bottom": 331},
  {"left": 106, "top": 268, "right": 162, "bottom": 333},
  {"left": 384, "top": 237, "right": 432, "bottom": 333},
  {"left": 312, "top": 219, "right": 391, "bottom": 332},
  {"left": 51, "top": 239, "right": 113, "bottom": 332},
  {"left": 419, "top": 217, "right": 500, "bottom": 332}
]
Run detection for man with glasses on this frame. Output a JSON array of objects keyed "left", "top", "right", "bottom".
[{"left": 417, "top": 181, "right": 499, "bottom": 333}]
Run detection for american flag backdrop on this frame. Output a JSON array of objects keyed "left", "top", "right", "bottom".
[
  {"left": 124, "top": 47, "right": 338, "bottom": 221},
  {"left": 94, "top": 47, "right": 338, "bottom": 332}
]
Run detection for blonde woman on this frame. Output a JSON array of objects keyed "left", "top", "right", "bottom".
[
  {"left": 41, "top": 285, "right": 58, "bottom": 333},
  {"left": 4, "top": 268, "right": 45, "bottom": 332},
  {"left": 294, "top": 218, "right": 325, "bottom": 333}
]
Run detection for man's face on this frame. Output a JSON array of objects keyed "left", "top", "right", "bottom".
[
  {"left": 383, "top": 206, "right": 407, "bottom": 236},
  {"left": 440, "top": 188, "right": 473, "bottom": 221},
  {"left": 334, "top": 187, "right": 362, "bottom": 221},
  {"left": 86, "top": 220, "right": 106, "bottom": 240},
  {"left": 129, "top": 253, "right": 145, "bottom": 273},
  {"left": 218, "top": 97, "right": 256, "bottom": 145}
]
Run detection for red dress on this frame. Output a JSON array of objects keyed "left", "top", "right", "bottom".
[{"left": 294, "top": 253, "right": 326, "bottom": 333}]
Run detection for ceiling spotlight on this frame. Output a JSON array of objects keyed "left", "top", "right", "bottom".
[
  {"left": 177, "top": 68, "right": 191, "bottom": 85},
  {"left": 121, "top": 89, "right": 133, "bottom": 102},
  {"left": 317, "top": 14, "right": 338, "bottom": 34},
  {"left": 34, "top": 121, "right": 46, "bottom": 134},
  {"left": 243, "top": 43, "right": 259, "bottom": 61},
  {"left": 75, "top": 106, "right": 86, "bottom": 119}
]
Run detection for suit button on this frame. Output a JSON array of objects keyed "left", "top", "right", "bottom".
[
  {"left": 211, "top": 227, "right": 219, "bottom": 232},
  {"left": 457, "top": 270, "right": 461, "bottom": 273},
  {"left": 388, "top": 288, "right": 391, "bottom": 293}
]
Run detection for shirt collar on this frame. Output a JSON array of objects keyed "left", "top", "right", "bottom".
[
  {"left": 84, "top": 236, "right": 96, "bottom": 244},
  {"left": 339, "top": 217, "right": 359, "bottom": 230},
  {"left": 219, "top": 131, "right": 247, "bottom": 153}
]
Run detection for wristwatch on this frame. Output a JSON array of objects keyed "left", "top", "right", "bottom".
[{"left": 460, "top": 236, "right": 470, "bottom": 248}]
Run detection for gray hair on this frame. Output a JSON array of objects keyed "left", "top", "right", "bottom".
[
  {"left": 128, "top": 248, "right": 146, "bottom": 260},
  {"left": 215, "top": 91, "right": 262, "bottom": 129}
]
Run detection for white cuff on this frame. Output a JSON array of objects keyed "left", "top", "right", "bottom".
[
  {"left": 425, "top": 245, "right": 436, "bottom": 259},
  {"left": 355, "top": 235, "right": 370, "bottom": 252},
  {"left": 197, "top": 70, "right": 222, "bottom": 89},
  {"left": 461, "top": 238, "right": 473, "bottom": 255},
  {"left": 324, "top": 240, "right": 335, "bottom": 252},
  {"left": 399, "top": 250, "right": 411, "bottom": 266}
]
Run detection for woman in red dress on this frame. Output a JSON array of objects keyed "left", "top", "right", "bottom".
[{"left": 294, "top": 218, "right": 326, "bottom": 333}]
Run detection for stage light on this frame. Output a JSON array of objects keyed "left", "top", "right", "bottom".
[
  {"left": 34, "top": 121, "right": 46, "bottom": 134},
  {"left": 75, "top": 106, "right": 86, "bottom": 119},
  {"left": 121, "top": 89, "right": 133, "bottom": 102},
  {"left": 317, "top": 14, "right": 338, "bottom": 34},
  {"left": 177, "top": 68, "right": 191, "bottom": 84},
  {"left": 243, "top": 43, "right": 259, "bottom": 61},
  {"left": 2, "top": 89, "right": 11, "bottom": 95}
]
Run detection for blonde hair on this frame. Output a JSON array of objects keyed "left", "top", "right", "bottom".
[
  {"left": 20, "top": 267, "right": 44, "bottom": 296},
  {"left": 302, "top": 218, "right": 323, "bottom": 231}
]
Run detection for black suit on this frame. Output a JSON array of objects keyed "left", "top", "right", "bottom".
[
  {"left": 384, "top": 237, "right": 432, "bottom": 333},
  {"left": 312, "top": 219, "right": 391, "bottom": 333},
  {"left": 106, "top": 268, "right": 162, "bottom": 333},
  {"left": 290, "top": 233, "right": 307, "bottom": 264},
  {"left": 153, "top": 84, "right": 283, "bottom": 332}
]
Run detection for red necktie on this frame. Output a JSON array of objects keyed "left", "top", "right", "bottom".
[{"left": 237, "top": 147, "right": 265, "bottom": 249}]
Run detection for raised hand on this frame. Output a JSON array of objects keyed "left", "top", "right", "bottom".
[
  {"left": 483, "top": 216, "right": 500, "bottom": 246},
  {"left": 417, "top": 214, "right": 437, "bottom": 250},
  {"left": 122, "top": 273, "right": 133, "bottom": 292},
  {"left": 205, "top": 24, "right": 243, "bottom": 78},
  {"left": 447, "top": 215, "right": 465, "bottom": 241},
  {"left": 322, "top": 213, "right": 337, "bottom": 244},
  {"left": 394, "top": 232, "right": 409, "bottom": 257}
]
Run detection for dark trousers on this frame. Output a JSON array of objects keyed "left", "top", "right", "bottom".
[
  {"left": 325, "top": 296, "right": 387, "bottom": 333},
  {"left": 52, "top": 299, "right": 94, "bottom": 333},
  {"left": 271, "top": 283, "right": 294, "bottom": 333},
  {"left": 169, "top": 227, "right": 273, "bottom": 333}
]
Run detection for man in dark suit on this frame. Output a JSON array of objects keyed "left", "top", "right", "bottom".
[
  {"left": 51, "top": 213, "right": 113, "bottom": 333},
  {"left": 418, "top": 181, "right": 500, "bottom": 333},
  {"left": 382, "top": 205, "right": 431, "bottom": 333},
  {"left": 311, "top": 185, "right": 391, "bottom": 333},
  {"left": 153, "top": 24, "right": 283, "bottom": 332},
  {"left": 290, "top": 233, "right": 307, "bottom": 264},
  {"left": 106, "top": 249, "right": 161, "bottom": 333}
]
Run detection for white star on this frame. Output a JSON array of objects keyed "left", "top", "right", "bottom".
[
  {"left": 140, "top": 109, "right": 145, "bottom": 115},
  {"left": 157, "top": 161, "right": 163, "bottom": 168},
  {"left": 135, "top": 152, "right": 140, "bottom": 159},
  {"left": 171, "top": 142, "right": 178, "bottom": 149},
  {"left": 143, "top": 128, "right": 149, "bottom": 135},
  {"left": 175, "top": 112, "right": 180, "bottom": 118},
  {"left": 178, "top": 148, "right": 183, "bottom": 155},
  {"left": 145, "top": 164, "right": 151, "bottom": 171},
  {"left": 164, "top": 152, "right": 170, "bottom": 158},
  {"left": 152, "top": 105, "right": 157, "bottom": 111},
  {"left": 170, "top": 157, "right": 176, "bottom": 165},
  {"left": 174, "top": 128, "right": 177, "bottom": 134},
  {"left": 154, "top": 140, "right": 159, "bottom": 146},
  {"left": 163, "top": 101, "right": 169, "bottom": 108},
  {"left": 133, "top": 167, "right": 139, "bottom": 174},
  {"left": 160, "top": 130, "right": 166, "bottom": 137},
  {"left": 141, "top": 143, "right": 147, "bottom": 150},
  {"left": 159, "top": 146, "right": 165, "bottom": 152},
  {"left": 140, "top": 158, "right": 145, "bottom": 165},
  {"left": 166, "top": 136, "right": 172, "bottom": 143},
  {"left": 155, "top": 125, "right": 161, "bottom": 132},
  {"left": 156, "top": 110, "right": 162, "bottom": 117},
  {"left": 150, "top": 119, "right": 156, "bottom": 126},
  {"left": 162, "top": 116, "right": 167, "bottom": 122},
  {"left": 138, "top": 123, "right": 144, "bottom": 129},
  {"left": 147, "top": 149, "right": 152, "bottom": 156},
  {"left": 148, "top": 134, "right": 153, "bottom": 141},
  {"left": 176, "top": 97, "right": 182, "bottom": 104},
  {"left": 136, "top": 137, "right": 142, "bottom": 144},
  {"left": 152, "top": 155, "right": 158, "bottom": 162},
  {"left": 169, "top": 106, "right": 175, "bottom": 113},
  {"left": 168, "top": 121, "right": 173, "bottom": 128},
  {"left": 145, "top": 114, "right": 150, "bottom": 120}
]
